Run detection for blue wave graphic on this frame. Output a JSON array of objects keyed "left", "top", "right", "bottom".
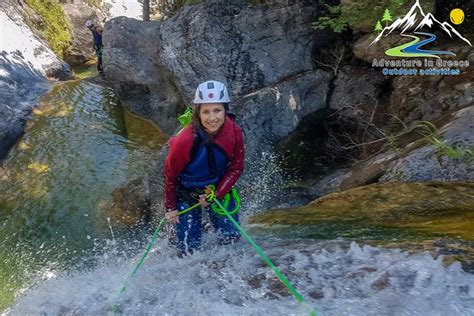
[{"left": 402, "top": 32, "right": 456, "bottom": 56}]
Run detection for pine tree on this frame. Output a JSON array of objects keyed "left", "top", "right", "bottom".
[
  {"left": 382, "top": 9, "right": 393, "bottom": 27},
  {"left": 375, "top": 20, "right": 383, "bottom": 34}
]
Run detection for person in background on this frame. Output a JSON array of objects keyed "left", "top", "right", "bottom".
[
  {"left": 163, "top": 80, "right": 245, "bottom": 257},
  {"left": 85, "top": 20, "right": 104, "bottom": 75}
]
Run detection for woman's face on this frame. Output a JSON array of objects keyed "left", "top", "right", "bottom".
[{"left": 199, "top": 103, "right": 226, "bottom": 134}]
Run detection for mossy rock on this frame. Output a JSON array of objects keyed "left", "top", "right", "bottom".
[
  {"left": 250, "top": 181, "right": 474, "bottom": 241},
  {"left": 24, "top": 0, "right": 73, "bottom": 58}
]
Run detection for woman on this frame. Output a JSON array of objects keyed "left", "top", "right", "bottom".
[{"left": 163, "top": 80, "right": 244, "bottom": 256}]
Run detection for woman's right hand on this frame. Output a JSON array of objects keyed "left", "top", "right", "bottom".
[{"left": 165, "top": 210, "right": 179, "bottom": 224}]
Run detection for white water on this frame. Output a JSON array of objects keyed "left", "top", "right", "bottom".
[
  {"left": 104, "top": 0, "right": 142, "bottom": 19},
  {"left": 7, "top": 235, "right": 474, "bottom": 315}
]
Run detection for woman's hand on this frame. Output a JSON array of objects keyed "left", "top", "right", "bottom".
[
  {"left": 165, "top": 210, "right": 179, "bottom": 224},
  {"left": 198, "top": 194, "right": 210, "bottom": 207}
]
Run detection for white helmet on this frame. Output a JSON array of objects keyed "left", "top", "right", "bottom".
[
  {"left": 193, "top": 80, "right": 230, "bottom": 104},
  {"left": 85, "top": 20, "right": 94, "bottom": 28}
]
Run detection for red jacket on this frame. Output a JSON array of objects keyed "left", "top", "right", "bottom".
[{"left": 163, "top": 116, "right": 245, "bottom": 211}]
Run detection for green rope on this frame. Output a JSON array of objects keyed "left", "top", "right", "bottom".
[
  {"left": 111, "top": 201, "right": 201, "bottom": 313},
  {"left": 212, "top": 198, "right": 317, "bottom": 316},
  {"left": 206, "top": 184, "right": 240, "bottom": 215}
]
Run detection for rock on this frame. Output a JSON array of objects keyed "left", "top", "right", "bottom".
[
  {"left": 353, "top": 33, "right": 400, "bottom": 64},
  {"left": 308, "top": 168, "right": 352, "bottom": 198},
  {"left": 371, "top": 272, "right": 390, "bottom": 290},
  {"left": 389, "top": 70, "right": 473, "bottom": 124},
  {"left": 380, "top": 106, "right": 474, "bottom": 182},
  {"left": 108, "top": 177, "right": 151, "bottom": 226},
  {"left": 330, "top": 66, "right": 388, "bottom": 119},
  {"left": 0, "top": 0, "right": 72, "bottom": 160},
  {"left": 104, "top": 17, "right": 180, "bottom": 134},
  {"left": 104, "top": 1, "right": 336, "bottom": 211},
  {"left": 62, "top": 3, "right": 106, "bottom": 66},
  {"left": 236, "top": 70, "right": 331, "bottom": 159},
  {"left": 103, "top": 1, "right": 332, "bottom": 137},
  {"left": 250, "top": 181, "right": 474, "bottom": 241},
  {"left": 339, "top": 151, "right": 398, "bottom": 190}
]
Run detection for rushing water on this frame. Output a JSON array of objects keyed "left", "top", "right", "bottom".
[
  {"left": 0, "top": 80, "right": 165, "bottom": 311},
  {"left": 1, "top": 80, "right": 474, "bottom": 315}
]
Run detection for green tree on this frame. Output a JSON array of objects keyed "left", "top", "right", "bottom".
[
  {"left": 375, "top": 20, "right": 383, "bottom": 34},
  {"left": 382, "top": 8, "right": 393, "bottom": 27}
]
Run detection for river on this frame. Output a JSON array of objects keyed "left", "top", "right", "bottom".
[{"left": 0, "top": 79, "right": 165, "bottom": 311}]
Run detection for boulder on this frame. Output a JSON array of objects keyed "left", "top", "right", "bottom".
[
  {"left": 103, "top": 1, "right": 332, "bottom": 137},
  {"left": 105, "top": 177, "right": 151, "bottom": 226},
  {"left": 0, "top": 0, "right": 71, "bottom": 160},
  {"left": 380, "top": 105, "right": 474, "bottom": 182},
  {"left": 388, "top": 70, "right": 473, "bottom": 124},
  {"left": 250, "top": 181, "right": 474, "bottom": 241}
]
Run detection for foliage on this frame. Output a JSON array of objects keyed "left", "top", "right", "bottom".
[
  {"left": 245, "top": 0, "right": 265, "bottom": 5},
  {"left": 25, "top": 0, "right": 72, "bottom": 58},
  {"left": 312, "top": 4, "right": 347, "bottom": 33},
  {"left": 413, "top": 121, "right": 474, "bottom": 162},
  {"left": 153, "top": 0, "right": 203, "bottom": 19},
  {"left": 313, "top": 0, "right": 409, "bottom": 33},
  {"left": 85, "top": 0, "right": 102, "bottom": 8}
]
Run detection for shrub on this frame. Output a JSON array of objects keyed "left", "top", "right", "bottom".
[{"left": 313, "top": 0, "right": 410, "bottom": 33}]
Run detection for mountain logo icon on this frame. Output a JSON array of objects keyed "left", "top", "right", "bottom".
[{"left": 370, "top": 0, "right": 472, "bottom": 58}]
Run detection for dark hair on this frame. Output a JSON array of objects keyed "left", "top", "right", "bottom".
[{"left": 192, "top": 103, "right": 229, "bottom": 143}]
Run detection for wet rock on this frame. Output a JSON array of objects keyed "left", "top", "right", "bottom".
[
  {"left": 308, "top": 290, "right": 324, "bottom": 299},
  {"left": 0, "top": 1, "right": 72, "bottom": 160},
  {"left": 306, "top": 168, "right": 351, "bottom": 199},
  {"left": 371, "top": 272, "right": 390, "bottom": 291},
  {"left": 107, "top": 177, "right": 151, "bottom": 226},
  {"left": 381, "top": 106, "right": 474, "bottom": 182},
  {"left": 266, "top": 276, "right": 292, "bottom": 297},
  {"left": 246, "top": 272, "right": 266, "bottom": 289},
  {"left": 250, "top": 181, "right": 474, "bottom": 241}
]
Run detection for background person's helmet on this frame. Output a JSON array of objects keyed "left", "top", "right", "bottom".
[
  {"left": 85, "top": 20, "right": 94, "bottom": 28},
  {"left": 193, "top": 80, "right": 230, "bottom": 104}
]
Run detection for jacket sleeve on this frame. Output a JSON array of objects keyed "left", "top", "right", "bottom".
[
  {"left": 215, "top": 126, "right": 245, "bottom": 199},
  {"left": 162, "top": 129, "right": 193, "bottom": 211}
]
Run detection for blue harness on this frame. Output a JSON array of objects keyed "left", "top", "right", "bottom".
[
  {"left": 179, "top": 139, "right": 230, "bottom": 189},
  {"left": 92, "top": 28, "right": 103, "bottom": 49}
]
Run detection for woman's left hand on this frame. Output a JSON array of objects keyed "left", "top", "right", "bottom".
[{"left": 198, "top": 194, "right": 209, "bottom": 207}]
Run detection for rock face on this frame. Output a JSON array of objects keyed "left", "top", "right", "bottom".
[
  {"left": 381, "top": 106, "right": 474, "bottom": 182},
  {"left": 388, "top": 70, "right": 473, "bottom": 124},
  {"left": 104, "top": 0, "right": 332, "bottom": 143},
  {"left": 0, "top": 0, "right": 72, "bottom": 159}
]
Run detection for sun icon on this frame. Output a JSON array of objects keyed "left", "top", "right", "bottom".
[{"left": 450, "top": 8, "right": 465, "bottom": 24}]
